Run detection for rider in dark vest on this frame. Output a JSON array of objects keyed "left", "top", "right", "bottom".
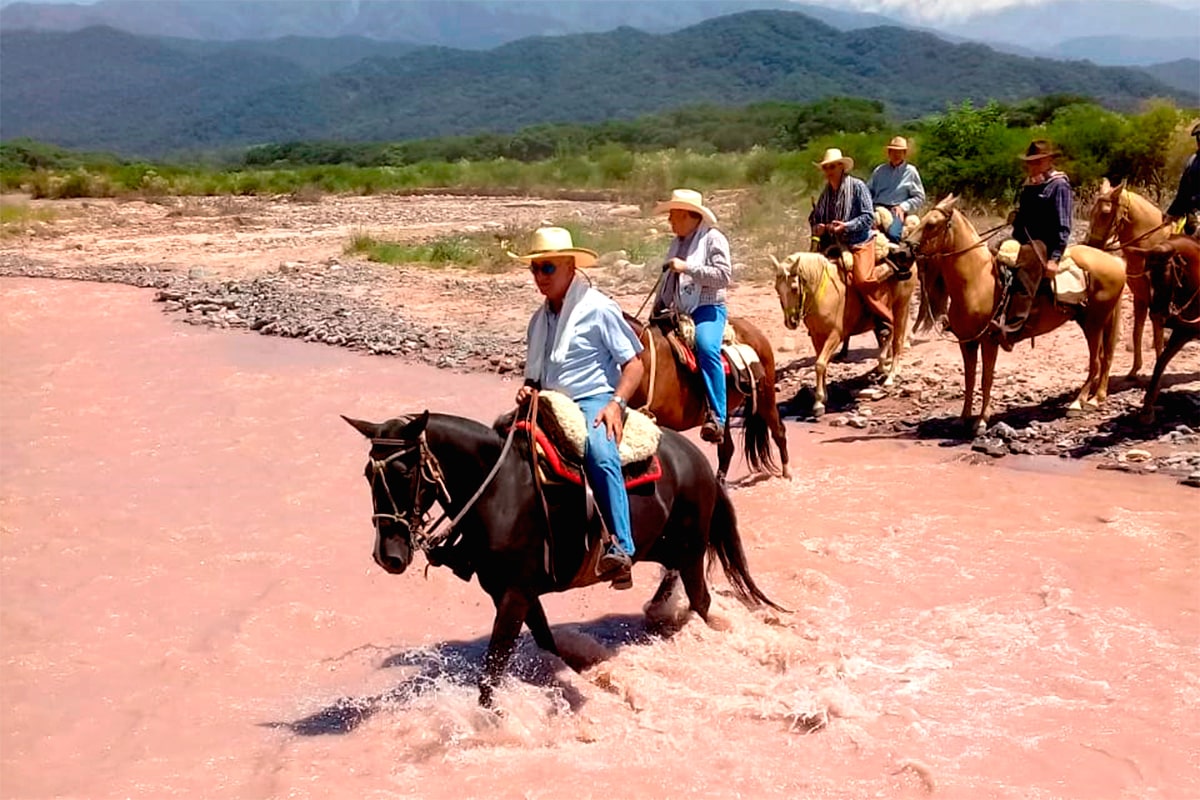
[
  {"left": 995, "top": 140, "right": 1073, "bottom": 351},
  {"left": 1165, "top": 121, "right": 1200, "bottom": 237}
]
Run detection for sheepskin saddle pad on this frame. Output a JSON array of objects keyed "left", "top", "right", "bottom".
[{"left": 996, "top": 240, "right": 1088, "bottom": 306}]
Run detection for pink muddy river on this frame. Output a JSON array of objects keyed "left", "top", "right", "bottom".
[{"left": 1, "top": 278, "right": 1197, "bottom": 800}]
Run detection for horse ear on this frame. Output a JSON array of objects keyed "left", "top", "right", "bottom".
[
  {"left": 769, "top": 254, "right": 783, "bottom": 273},
  {"left": 937, "top": 194, "right": 956, "bottom": 209},
  {"left": 1099, "top": 177, "right": 1111, "bottom": 193},
  {"left": 1109, "top": 180, "right": 1125, "bottom": 197},
  {"left": 402, "top": 410, "right": 431, "bottom": 436},
  {"left": 342, "top": 415, "right": 382, "bottom": 439}
]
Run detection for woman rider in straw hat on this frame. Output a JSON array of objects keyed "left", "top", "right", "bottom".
[
  {"left": 651, "top": 189, "right": 732, "bottom": 444},
  {"left": 514, "top": 226, "right": 644, "bottom": 585}
]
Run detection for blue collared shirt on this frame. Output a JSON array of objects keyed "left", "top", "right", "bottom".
[
  {"left": 867, "top": 161, "right": 927, "bottom": 214},
  {"left": 537, "top": 296, "right": 642, "bottom": 401}
]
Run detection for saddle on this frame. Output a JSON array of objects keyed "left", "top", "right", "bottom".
[
  {"left": 495, "top": 391, "right": 662, "bottom": 591},
  {"left": 996, "top": 239, "right": 1089, "bottom": 306},
  {"left": 822, "top": 234, "right": 914, "bottom": 282},
  {"left": 497, "top": 390, "right": 664, "bottom": 489},
  {"left": 649, "top": 310, "right": 765, "bottom": 398}
]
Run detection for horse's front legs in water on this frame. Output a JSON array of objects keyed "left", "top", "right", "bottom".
[
  {"left": 959, "top": 340, "right": 979, "bottom": 430},
  {"left": 479, "top": 588, "right": 531, "bottom": 707}
]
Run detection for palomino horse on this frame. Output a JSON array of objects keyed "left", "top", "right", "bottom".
[
  {"left": 1127, "top": 236, "right": 1200, "bottom": 423},
  {"left": 904, "top": 195, "right": 1127, "bottom": 434},
  {"left": 344, "top": 411, "right": 780, "bottom": 707},
  {"left": 1086, "top": 179, "right": 1172, "bottom": 378},
  {"left": 770, "top": 251, "right": 918, "bottom": 416},
  {"left": 625, "top": 315, "right": 790, "bottom": 481}
]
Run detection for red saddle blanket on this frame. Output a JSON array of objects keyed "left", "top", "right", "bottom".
[
  {"left": 664, "top": 332, "right": 733, "bottom": 375},
  {"left": 515, "top": 421, "right": 663, "bottom": 489}
]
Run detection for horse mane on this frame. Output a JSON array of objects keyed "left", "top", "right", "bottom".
[
  {"left": 1121, "top": 187, "right": 1163, "bottom": 222},
  {"left": 782, "top": 251, "right": 835, "bottom": 291}
]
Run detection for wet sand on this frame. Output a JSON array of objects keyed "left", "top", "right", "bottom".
[{"left": 2, "top": 279, "right": 1197, "bottom": 799}]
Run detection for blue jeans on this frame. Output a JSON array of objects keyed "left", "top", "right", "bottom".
[
  {"left": 887, "top": 214, "right": 903, "bottom": 243},
  {"left": 576, "top": 393, "right": 636, "bottom": 556},
  {"left": 692, "top": 304, "right": 727, "bottom": 428}
]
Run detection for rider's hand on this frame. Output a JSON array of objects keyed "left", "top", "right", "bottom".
[
  {"left": 813, "top": 223, "right": 826, "bottom": 236},
  {"left": 892, "top": 206, "right": 904, "bottom": 220},
  {"left": 828, "top": 220, "right": 846, "bottom": 234},
  {"left": 1005, "top": 210, "right": 1017, "bottom": 226},
  {"left": 515, "top": 385, "right": 533, "bottom": 405},
  {"left": 1044, "top": 259, "right": 1061, "bottom": 277},
  {"left": 668, "top": 257, "right": 688, "bottom": 274},
  {"left": 594, "top": 401, "right": 625, "bottom": 444}
]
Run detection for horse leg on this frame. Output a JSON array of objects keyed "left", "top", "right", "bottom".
[
  {"left": 959, "top": 341, "right": 979, "bottom": 428},
  {"left": 1069, "top": 317, "right": 1105, "bottom": 416},
  {"left": 716, "top": 419, "right": 735, "bottom": 484},
  {"left": 524, "top": 596, "right": 559, "bottom": 657},
  {"left": 1140, "top": 328, "right": 1193, "bottom": 424},
  {"left": 812, "top": 330, "right": 841, "bottom": 418},
  {"left": 1128, "top": 291, "right": 1148, "bottom": 379},
  {"left": 763, "top": 398, "right": 791, "bottom": 480},
  {"left": 977, "top": 340, "right": 998, "bottom": 435},
  {"left": 677, "top": 552, "right": 712, "bottom": 625},
  {"left": 884, "top": 288, "right": 913, "bottom": 388},
  {"left": 479, "top": 588, "right": 530, "bottom": 707}
]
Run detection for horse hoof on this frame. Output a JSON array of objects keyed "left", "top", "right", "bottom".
[
  {"left": 972, "top": 419, "right": 987, "bottom": 437},
  {"left": 882, "top": 374, "right": 896, "bottom": 387},
  {"left": 1139, "top": 410, "right": 1156, "bottom": 425},
  {"left": 812, "top": 403, "right": 826, "bottom": 418},
  {"left": 1085, "top": 398, "right": 1099, "bottom": 410},
  {"left": 1065, "top": 400, "right": 1084, "bottom": 418},
  {"left": 781, "top": 466, "right": 792, "bottom": 480}
]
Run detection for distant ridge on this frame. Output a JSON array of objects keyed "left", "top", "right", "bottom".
[{"left": 0, "top": 11, "right": 1193, "bottom": 156}]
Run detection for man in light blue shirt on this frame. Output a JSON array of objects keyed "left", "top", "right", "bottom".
[
  {"left": 868, "top": 136, "right": 926, "bottom": 242},
  {"left": 516, "top": 227, "right": 645, "bottom": 586}
]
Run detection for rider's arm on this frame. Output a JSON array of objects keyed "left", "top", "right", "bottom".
[
  {"left": 612, "top": 357, "right": 644, "bottom": 407},
  {"left": 900, "top": 165, "right": 926, "bottom": 214},
  {"left": 1048, "top": 179, "right": 1073, "bottom": 262},
  {"left": 842, "top": 180, "right": 875, "bottom": 239},
  {"left": 681, "top": 229, "right": 731, "bottom": 288}
]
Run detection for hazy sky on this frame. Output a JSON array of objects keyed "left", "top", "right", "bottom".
[{"left": 6, "top": 0, "right": 1200, "bottom": 16}]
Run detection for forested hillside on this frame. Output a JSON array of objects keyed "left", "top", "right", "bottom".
[{"left": 1, "top": 11, "right": 1191, "bottom": 157}]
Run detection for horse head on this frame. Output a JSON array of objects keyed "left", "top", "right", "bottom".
[
  {"left": 771, "top": 252, "right": 827, "bottom": 330},
  {"left": 343, "top": 411, "right": 440, "bottom": 575},
  {"left": 1086, "top": 178, "right": 1126, "bottom": 248},
  {"left": 903, "top": 194, "right": 958, "bottom": 256}
]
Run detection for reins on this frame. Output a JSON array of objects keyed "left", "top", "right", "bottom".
[
  {"left": 369, "top": 418, "right": 518, "bottom": 553},
  {"left": 912, "top": 209, "right": 1005, "bottom": 344}
]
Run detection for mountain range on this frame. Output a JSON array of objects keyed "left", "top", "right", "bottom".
[
  {"left": 2, "top": 0, "right": 1199, "bottom": 66},
  {"left": 1, "top": 11, "right": 1192, "bottom": 157}
]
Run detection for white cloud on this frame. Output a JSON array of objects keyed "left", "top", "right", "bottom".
[{"left": 838, "top": 0, "right": 1200, "bottom": 23}]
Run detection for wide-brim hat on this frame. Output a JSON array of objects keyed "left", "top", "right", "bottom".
[
  {"left": 653, "top": 188, "right": 718, "bottom": 226},
  {"left": 508, "top": 226, "right": 597, "bottom": 267},
  {"left": 1191, "top": 120, "right": 1200, "bottom": 137},
  {"left": 886, "top": 136, "right": 909, "bottom": 151},
  {"left": 815, "top": 148, "right": 854, "bottom": 171},
  {"left": 1019, "top": 139, "right": 1060, "bottom": 161}
]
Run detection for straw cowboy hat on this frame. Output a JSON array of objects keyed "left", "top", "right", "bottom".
[
  {"left": 814, "top": 148, "right": 854, "bottom": 171},
  {"left": 508, "top": 226, "right": 597, "bottom": 267},
  {"left": 1019, "top": 140, "right": 1060, "bottom": 161},
  {"left": 653, "top": 188, "right": 718, "bottom": 226},
  {"left": 886, "top": 136, "right": 909, "bottom": 151}
]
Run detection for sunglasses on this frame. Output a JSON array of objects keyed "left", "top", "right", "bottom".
[{"left": 529, "top": 262, "right": 558, "bottom": 276}]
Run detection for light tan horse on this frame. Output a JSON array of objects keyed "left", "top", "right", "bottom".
[
  {"left": 770, "top": 251, "right": 917, "bottom": 416},
  {"left": 905, "top": 195, "right": 1127, "bottom": 435},
  {"left": 1085, "top": 179, "right": 1172, "bottom": 378}
]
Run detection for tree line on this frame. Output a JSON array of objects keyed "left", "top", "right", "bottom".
[{"left": 2, "top": 95, "right": 1196, "bottom": 207}]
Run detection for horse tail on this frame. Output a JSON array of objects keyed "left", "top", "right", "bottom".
[
  {"left": 707, "top": 486, "right": 786, "bottom": 611},
  {"left": 740, "top": 394, "right": 778, "bottom": 476}
]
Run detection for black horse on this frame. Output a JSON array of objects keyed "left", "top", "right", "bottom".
[{"left": 343, "top": 410, "right": 780, "bottom": 707}]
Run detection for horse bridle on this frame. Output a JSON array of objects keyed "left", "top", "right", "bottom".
[
  {"left": 367, "top": 433, "right": 452, "bottom": 552},
  {"left": 1091, "top": 191, "right": 1172, "bottom": 257},
  {"left": 908, "top": 208, "right": 1005, "bottom": 260},
  {"left": 367, "top": 420, "right": 520, "bottom": 554}
]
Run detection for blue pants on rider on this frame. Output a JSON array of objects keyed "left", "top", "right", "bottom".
[
  {"left": 577, "top": 392, "right": 636, "bottom": 556},
  {"left": 692, "top": 303, "right": 727, "bottom": 428},
  {"left": 887, "top": 215, "right": 904, "bottom": 243}
]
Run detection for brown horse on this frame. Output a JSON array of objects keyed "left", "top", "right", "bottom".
[
  {"left": 625, "top": 315, "right": 790, "bottom": 481},
  {"left": 1127, "top": 235, "right": 1200, "bottom": 423},
  {"left": 905, "top": 195, "right": 1127, "bottom": 435},
  {"left": 1085, "top": 180, "right": 1172, "bottom": 378},
  {"left": 770, "top": 251, "right": 917, "bottom": 416}
]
